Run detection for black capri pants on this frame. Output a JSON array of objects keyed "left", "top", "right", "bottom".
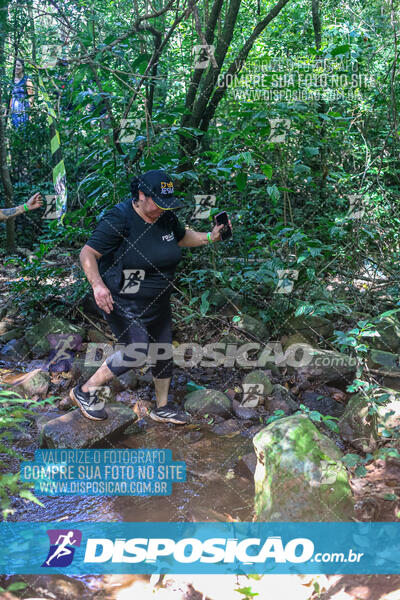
[{"left": 101, "top": 289, "right": 174, "bottom": 379}]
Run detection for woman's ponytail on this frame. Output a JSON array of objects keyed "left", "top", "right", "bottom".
[{"left": 130, "top": 176, "right": 140, "bottom": 203}]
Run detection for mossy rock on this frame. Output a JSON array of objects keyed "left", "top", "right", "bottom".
[
  {"left": 25, "top": 316, "right": 85, "bottom": 358},
  {"left": 184, "top": 389, "right": 231, "bottom": 418},
  {"left": 286, "top": 344, "right": 357, "bottom": 384},
  {"left": 282, "top": 333, "right": 315, "bottom": 352},
  {"left": 242, "top": 370, "right": 274, "bottom": 398},
  {"left": 338, "top": 393, "right": 378, "bottom": 452},
  {"left": 0, "top": 328, "right": 24, "bottom": 343},
  {"left": 253, "top": 414, "right": 354, "bottom": 521},
  {"left": 285, "top": 314, "right": 334, "bottom": 341},
  {"left": 232, "top": 314, "right": 269, "bottom": 340},
  {"left": 367, "top": 349, "right": 400, "bottom": 374},
  {"left": 370, "top": 315, "right": 400, "bottom": 353}
]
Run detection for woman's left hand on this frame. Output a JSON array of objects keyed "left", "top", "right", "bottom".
[{"left": 211, "top": 217, "right": 232, "bottom": 242}]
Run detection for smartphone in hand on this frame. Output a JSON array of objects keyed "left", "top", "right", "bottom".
[{"left": 214, "top": 211, "right": 232, "bottom": 241}]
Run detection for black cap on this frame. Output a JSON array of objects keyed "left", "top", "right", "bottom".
[{"left": 138, "top": 170, "right": 183, "bottom": 210}]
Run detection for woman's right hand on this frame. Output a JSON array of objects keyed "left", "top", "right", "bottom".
[{"left": 93, "top": 282, "right": 114, "bottom": 314}]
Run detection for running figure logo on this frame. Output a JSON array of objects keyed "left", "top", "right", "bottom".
[
  {"left": 121, "top": 269, "right": 145, "bottom": 294},
  {"left": 42, "top": 529, "right": 82, "bottom": 567}
]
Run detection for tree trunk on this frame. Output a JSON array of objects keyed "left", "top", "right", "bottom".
[
  {"left": 311, "top": 0, "right": 328, "bottom": 199},
  {"left": 0, "top": 0, "right": 15, "bottom": 250},
  {"left": 179, "top": 0, "right": 292, "bottom": 165},
  {"left": 311, "top": 0, "right": 321, "bottom": 52}
]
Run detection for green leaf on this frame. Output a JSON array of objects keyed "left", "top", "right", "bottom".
[
  {"left": 7, "top": 582, "right": 28, "bottom": 591},
  {"left": 235, "top": 588, "right": 259, "bottom": 597},
  {"left": 330, "top": 44, "right": 350, "bottom": 56},
  {"left": 261, "top": 164, "right": 273, "bottom": 179},
  {"left": 200, "top": 291, "right": 210, "bottom": 315},
  {"left": 186, "top": 381, "right": 206, "bottom": 392},
  {"left": 324, "top": 419, "right": 339, "bottom": 433},
  {"left": 19, "top": 490, "right": 45, "bottom": 507},
  {"left": 309, "top": 411, "right": 322, "bottom": 422},
  {"left": 376, "top": 308, "right": 400, "bottom": 320},
  {"left": 236, "top": 172, "right": 247, "bottom": 191},
  {"left": 384, "top": 493, "right": 398, "bottom": 501},
  {"left": 342, "top": 453, "right": 360, "bottom": 467},
  {"left": 355, "top": 465, "right": 367, "bottom": 477}
]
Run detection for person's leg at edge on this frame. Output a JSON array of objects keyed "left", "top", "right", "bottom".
[{"left": 70, "top": 304, "right": 149, "bottom": 421}]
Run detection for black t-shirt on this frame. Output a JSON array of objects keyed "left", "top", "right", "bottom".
[{"left": 86, "top": 200, "right": 187, "bottom": 299}]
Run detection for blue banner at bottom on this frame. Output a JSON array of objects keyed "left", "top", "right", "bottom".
[{"left": 0, "top": 522, "right": 399, "bottom": 575}]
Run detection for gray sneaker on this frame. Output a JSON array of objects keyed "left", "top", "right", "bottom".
[
  {"left": 70, "top": 385, "right": 108, "bottom": 421},
  {"left": 149, "top": 405, "right": 190, "bottom": 425}
]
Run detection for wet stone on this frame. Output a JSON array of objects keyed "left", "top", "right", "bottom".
[
  {"left": 300, "top": 390, "right": 345, "bottom": 418},
  {"left": 235, "top": 452, "right": 257, "bottom": 479},
  {"left": 40, "top": 403, "right": 137, "bottom": 449},
  {"left": 232, "top": 398, "right": 259, "bottom": 420},
  {"left": 211, "top": 419, "right": 241, "bottom": 435}
]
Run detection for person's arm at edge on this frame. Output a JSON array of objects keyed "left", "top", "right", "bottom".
[
  {"left": 0, "top": 205, "right": 26, "bottom": 221},
  {"left": 79, "top": 244, "right": 114, "bottom": 314},
  {"left": 0, "top": 192, "right": 43, "bottom": 221}
]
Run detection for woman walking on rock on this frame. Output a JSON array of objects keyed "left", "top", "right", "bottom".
[{"left": 73, "top": 169, "right": 232, "bottom": 425}]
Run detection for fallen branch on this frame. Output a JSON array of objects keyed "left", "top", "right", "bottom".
[{"left": 75, "top": 307, "right": 114, "bottom": 341}]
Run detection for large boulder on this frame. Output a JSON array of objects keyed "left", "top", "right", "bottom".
[
  {"left": 219, "top": 331, "right": 245, "bottom": 349},
  {"left": 367, "top": 349, "right": 400, "bottom": 375},
  {"left": 87, "top": 328, "right": 111, "bottom": 344},
  {"left": 0, "top": 317, "right": 16, "bottom": 334},
  {"left": 0, "top": 338, "right": 29, "bottom": 361},
  {"left": 24, "top": 316, "right": 85, "bottom": 358},
  {"left": 40, "top": 403, "right": 137, "bottom": 448},
  {"left": 0, "top": 327, "right": 24, "bottom": 344},
  {"left": 232, "top": 398, "right": 259, "bottom": 420},
  {"left": 377, "top": 394, "right": 400, "bottom": 435},
  {"left": 285, "top": 314, "right": 334, "bottom": 342},
  {"left": 253, "top": 414, "right": 354, "bottom": 521},
  {"left": 71, "top": 342, "right": 114, "bottom": 382},
  {"left": 382, "top": 375, "right": 400, "bottom": 392},
  {"left": 184, "top": 389, "right": 231, "bottom": 418},
  {"left": 232, "top": 313, "right": 269, "bottom": 340},
  {"left": 338, "top": 393, "right": 378, "bottom": 452},
  {"left": 370, "top": 315, "right": 400, "bottom": 353},
  {"left": 209, "top": 287, "right": 243, "bottom": 312},
  {"left": 282, "top": 333, "right": 314, "bottom": 352},
  {"left": 300, "top": 390, "right": 345, "bottom": 418},
  {"left": 284, "top": 343, "right": 357, "bottom": 385},
  {"left": 9, "top": 369, "right": 50, "bottom": 399}
]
